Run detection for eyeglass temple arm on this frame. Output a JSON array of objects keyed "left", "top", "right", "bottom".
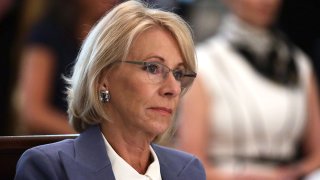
[{"left": 184, "top": 73, "right": 197, "bottom": 77}]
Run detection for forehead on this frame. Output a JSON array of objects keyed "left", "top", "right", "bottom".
[
  {"left": 127, "top": 27, "right": 183, "bottom": 65},
  {"left": 130, "top": 27, "right": 177, "bottom": 51}
]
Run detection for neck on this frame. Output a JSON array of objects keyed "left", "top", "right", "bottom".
[
  {"left": 100, "top": 123, "right": 154, "bottom": 174},
  {"left": 220, "top": 14, "right": 273, "bottom": 57}
]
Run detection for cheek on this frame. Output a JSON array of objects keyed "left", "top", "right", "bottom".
[
  {"left": 124, "top": 77, "right": 152, "bottom": 96},
  {"left": 111, "top": 73, "right": 155, "bottom": 108}
]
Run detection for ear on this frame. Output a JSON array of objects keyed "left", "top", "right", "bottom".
[{"left": 98, "top": 69, "right": 109, "bottom": 90}]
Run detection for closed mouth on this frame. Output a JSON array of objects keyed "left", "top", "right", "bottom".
[{"left": 148, "top": 107, "right": 173, "bottom": 115}]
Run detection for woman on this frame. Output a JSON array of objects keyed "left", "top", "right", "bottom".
[
  {"left": 177, "top": 0, "right": 320, "bottom": 179},
  {"left": 15, "top": 1, "right": 205, "bottom": 179},
  {"left": 14, "top": 0, "right": 118, "bottom": 134}
]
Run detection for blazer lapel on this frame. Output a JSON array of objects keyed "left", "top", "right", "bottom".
[
  {"left": 159, "top": 164, "right": 177, "bottom": 180},
  {"left": 152, "top": 144, "right": 178, "bottom": 180},
  {"left": 60, "top": 125, "right": 116, "bottom": 180}
]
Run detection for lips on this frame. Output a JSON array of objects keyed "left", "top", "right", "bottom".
[{"left": 148, "top": 107, "right": 173, "bottom": 115}]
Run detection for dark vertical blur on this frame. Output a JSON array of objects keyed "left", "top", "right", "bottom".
[
  {"left": 0, "top": 0, "right": 24, "bottom": 135},
  {"left": 278, "top": 0, "right": 320, "bottom": 86}
]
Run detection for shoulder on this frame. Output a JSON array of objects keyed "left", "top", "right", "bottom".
[
  {"left": 292, "top": 46, "right": 313, "bottom": 87},
  {"left": 153, "top": 144, "right": 193, "bottom": 160},
  {"left": 196, "top": 36, "right": 236, "bottom": 86},
  {"left": 22, "top": 138, "right": 75, "bottom": 158},
  {"left": 294, "top": 47, "right": 312, "bottom": 71},
  {"left": 152, "top": 144, "right": 206, "bottom": 179},
  {"left": 15, "top": 139, "right": 75, "bottom": 180},
  {"left": 196, "top": 36, "right": 235, "bottom": 70},
  {"left": 197, "top": 36, "right": 229, "bottom": 57}
]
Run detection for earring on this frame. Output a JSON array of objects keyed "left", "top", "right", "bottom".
[{"left": 99, "top": 90, "right": 110, "bottom": 103}]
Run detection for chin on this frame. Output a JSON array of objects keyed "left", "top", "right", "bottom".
[
  {"left": 150, "top": 122, "right": 171, "bottom": 136},
  {"left": 145, "top": 115, "right": 173, "bottom": 137}
]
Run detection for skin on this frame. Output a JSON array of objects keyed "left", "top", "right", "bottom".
[
  {"left": 18, "top": 47, "right": 75, "bottom": 134},
  {"left": 17, "top": 0, "right": 117, "bottom": 134},
  {"left": 100, "top": 27, "right": 184, "bottom": 174},
  {"left": 178, "top": 0, "right": 320, "bottom": 179},
  {"left": 225, "top": 0, "right": 282, "bottom": 28}
]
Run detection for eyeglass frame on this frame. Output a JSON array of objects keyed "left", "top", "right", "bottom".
[{"left": 116, "top": 60, "right": 197, "bottom": 91}]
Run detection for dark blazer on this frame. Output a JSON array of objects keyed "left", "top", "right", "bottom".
[{"left": 15, "top": 125, "right": 206, "bottom": 180}]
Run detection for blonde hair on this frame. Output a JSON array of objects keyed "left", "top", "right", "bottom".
[{"left": 66, "top": 0, "right": 196, "bottom": 133}]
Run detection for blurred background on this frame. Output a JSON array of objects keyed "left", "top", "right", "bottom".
[{"left": 0, "top": 0, "right": 319, "bottom": 136}]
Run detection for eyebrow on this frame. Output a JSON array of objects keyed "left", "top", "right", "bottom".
[
  {"left": 142, "top": 55, "right": 185, "bottom": 68},
  {"left": 142, "top": 55, "right": 164, "bottom": 62}
]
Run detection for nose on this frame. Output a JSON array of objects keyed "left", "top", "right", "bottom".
[{"left": 159, "top": 72, "right": 181, "bottom": 97}]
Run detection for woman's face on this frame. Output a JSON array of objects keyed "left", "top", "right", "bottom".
[
  {"left": 227, "top": 0, "right": 282, "bottom": 28},
  {"left": 102, "top": 27, "right": 184, "bottom": 138}
]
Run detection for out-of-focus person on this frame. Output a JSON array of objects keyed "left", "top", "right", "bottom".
[
  {"left": 177, "top": 0, "right": 320, "bottom": 179},
  {"left": 14, "top": 0, "right": 119, "bottom": 134},
  {"left": 15, "top": 1, "right": 206, "bottom": 179}
]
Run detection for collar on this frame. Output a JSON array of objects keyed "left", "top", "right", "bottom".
[
  {"left": 218, "top": 13, "right": 273, "bottom": 58},
  {"left": 58, "top": 125, "right": 185, "bottom": 180},
  {"left": 101, "top": 133, "right": 162, "bottom": 180}
]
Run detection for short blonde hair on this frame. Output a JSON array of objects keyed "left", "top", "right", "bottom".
[{"left": 66, "top": 0, "right": 196, "bottom": 133}]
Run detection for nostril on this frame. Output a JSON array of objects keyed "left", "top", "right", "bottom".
[{"left": 164, "top": 92, "right": 174, "bottom": 96}]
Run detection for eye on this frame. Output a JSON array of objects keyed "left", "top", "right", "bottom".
[
  {"left": 173, "top": 70, "right": 184, "bottom": 81},
  {"left": 144, "top": 62, "right": 161, "bottom": 74}
]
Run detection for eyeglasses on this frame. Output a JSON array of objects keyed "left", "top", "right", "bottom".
[{"left": 118, "top": 60, "right": 197, "bottom": 90}]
